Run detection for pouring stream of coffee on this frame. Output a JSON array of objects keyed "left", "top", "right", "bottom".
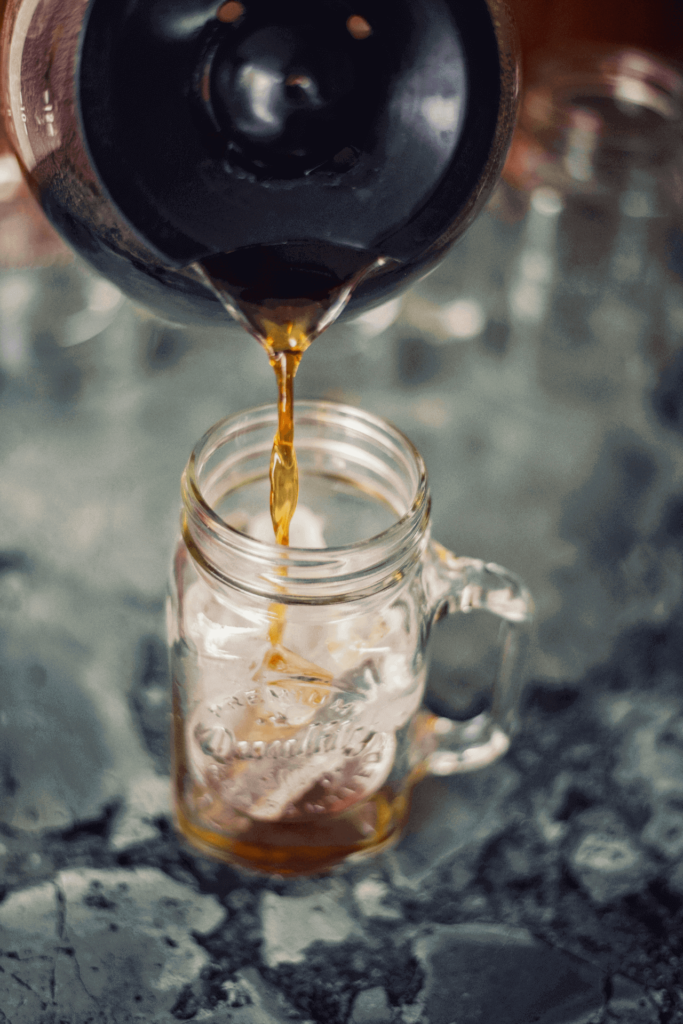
[
  {"left": 195, "top": 249, "right": 388, "bottom": 549},
  {"left": 195, "top": 248, "right": 388, "bottom": 649}
]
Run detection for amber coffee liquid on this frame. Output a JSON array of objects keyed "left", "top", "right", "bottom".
[{"left": 172, "top": 246, "right": 410, "bottom": 874}]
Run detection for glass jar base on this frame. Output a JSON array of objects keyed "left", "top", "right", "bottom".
[{"left": 172, "top": 789, "right": 410, "bottom": 875}]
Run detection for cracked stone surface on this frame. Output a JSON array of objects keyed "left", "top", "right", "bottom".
[
  {"left": 348, "top": 986, "right": 393, "bottom": 1024},
  {"left": 414, "top": 924, "right": 605, "bottom": 1024},
  {"left": 386, "top": 760, "right": 522, "bottom": 885},
  {"left": 260, "top": 885, "right": 357, "bottom": 968},
  {"left": 3, "top": 188, "right": 683, "bottom": 1023},
  {"left": 0, "top": 868, "right": 225, "bottom": 1023},
  {"left": 567, "top": 810, "right": 655, "bottom": 906},
  {"left": 607, "top": 976, "right": 660, "bottom": 1024}
]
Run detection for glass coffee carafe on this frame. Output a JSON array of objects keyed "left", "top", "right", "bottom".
[{"left": 0, "top": 0, "right": 519, "bottom": 326}]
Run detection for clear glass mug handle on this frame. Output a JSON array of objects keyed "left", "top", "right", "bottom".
[{"left": 418, "top": 540, "right": 534, "bottom": 775}]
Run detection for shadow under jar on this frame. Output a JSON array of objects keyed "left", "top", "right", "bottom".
[{"left": 168, "top": 402, "right": 533, "bottom": 874}]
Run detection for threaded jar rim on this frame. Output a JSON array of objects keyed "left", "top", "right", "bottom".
[{"left": 181, "top": 400, "right": 431, "bottom": 603}]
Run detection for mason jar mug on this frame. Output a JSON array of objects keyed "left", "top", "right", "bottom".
[{"left": 168, "top": 401, "right": 533, "bottom": 874}]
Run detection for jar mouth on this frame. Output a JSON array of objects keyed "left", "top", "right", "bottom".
[{"left": 181, "top": 400, "right": 430, "bottom": 602}]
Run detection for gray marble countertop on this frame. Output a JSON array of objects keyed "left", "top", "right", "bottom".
[{"left": 2, "top": 188, "right": 683, "bottom": 1023}]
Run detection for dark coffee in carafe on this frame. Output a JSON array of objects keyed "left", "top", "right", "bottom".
[{"left": 0, "top": 0, "right": 519, "bottom": 326}]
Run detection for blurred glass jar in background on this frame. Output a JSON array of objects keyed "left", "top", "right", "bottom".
[
  {"left": 499, "top": 0, "right": 683, "bottom": 418},
  {"left": 501, "top": 48, "right": 683, "bottom": 412}
]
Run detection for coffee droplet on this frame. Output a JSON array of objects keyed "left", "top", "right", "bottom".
[
  {"left": 346, "top": 14, "right": 372, "bottom": 39},
  {"left": 217, "top": 1, "right": 244, "bottom": 23}
]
